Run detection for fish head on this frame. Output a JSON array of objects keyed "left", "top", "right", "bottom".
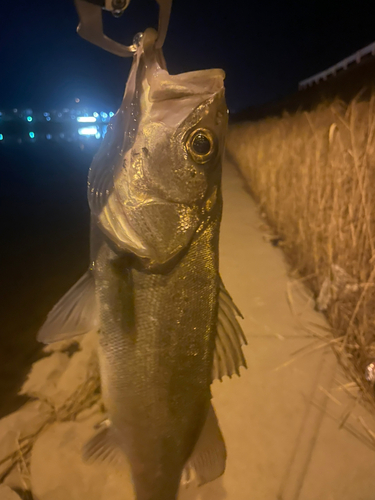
[{"left": 89, "top": 35, "right": 227, "bottom": 264}]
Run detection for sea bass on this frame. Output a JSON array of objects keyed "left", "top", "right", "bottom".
[{"left": 38, "top": 28, "right": 246, "bottom": 500}]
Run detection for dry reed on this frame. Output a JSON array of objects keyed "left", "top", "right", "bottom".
[{"left": 226, "top": 92, "right": 375, "bottom": 410}]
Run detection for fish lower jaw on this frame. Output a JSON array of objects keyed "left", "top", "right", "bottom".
[{"left": 98, "top": 199, "right": 151, "bottom": 258}]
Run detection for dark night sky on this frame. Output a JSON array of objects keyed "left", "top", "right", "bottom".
[{"left": 1, "top": 0, "right": 375, "bottom": 113}]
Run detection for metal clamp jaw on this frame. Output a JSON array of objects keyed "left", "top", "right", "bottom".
[{"left": 75, "top": 0, "right": 172, "bottom": 57}]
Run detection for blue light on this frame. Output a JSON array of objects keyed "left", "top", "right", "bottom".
[
  {"left": 46, "top": 116, "right": 51, "bottom": 122},
  {"left": 26, "top": 116, "right": 33, "bottom": 122},
  {"left": 109, "top": 111, "right": 114, "bottom": 117},
  {"left": 29, "top": 132, "right": 35, "bottom": 139},
  {"left": 78, "top": 126, "right": 98, "bottom": 136},
  {"left": 93, "top": 112, "right": 99, "bottom": 118},
  {"left": 102, "top": 125, "right": 108, "bottom": 138},
  {"left": 77, "top": 116, "right": 96, "bottom": 123},
  {"left": 0, "top": 134, "right": 3, "bottom": 141},
  {"left": 43, "top": 112, "right": 49, "bottom": 117},
  {"left": 95, "top": 132, "right": 101, "bottom": 139},
  {"left": 100, "top": 112, "right": 108, "bottom": 119},
  {"left": 46, "top": 134, "right": 52, "bottom": 140}
]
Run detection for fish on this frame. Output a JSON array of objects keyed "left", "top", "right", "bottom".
[{"left": 38, "top": 28, "right": 247, "bottom": 500}]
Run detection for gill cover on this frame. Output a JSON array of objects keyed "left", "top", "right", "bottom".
[{"left": 88, "top": 28, "right": 227, "bottom": 263}]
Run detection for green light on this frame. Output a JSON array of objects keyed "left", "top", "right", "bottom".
[
  {"left": 27, "top": 116, "right": 33, "bottom": 122},
  {"left": 29, "top": 132, "right": 35, "bottom": 139},
  {"left": 0, "top": 134, "right": 3, "bottom": 141}
]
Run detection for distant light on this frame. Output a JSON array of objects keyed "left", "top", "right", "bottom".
[
  {"left": 0, "top": 134, "right": 3, "bottom": 141},
  {"left": 43, "top": 112, "right": 49, "bottom": 117},
  {"left": 26, "top": 116, "right": 33, "bottom": 122},
  {"left": 46, "top": 116, "right": 51, "bottom": 121},
  {"left": 71, "top": 115, "right": 75, "bottom": 119},
  {"left": 0, "top": 112, "right": 2, "bottom": 117},
  {"left": 57, "top": 113, "right": 62, "bottom": 118},
  {"left": 100, "top": 112, "right": 108, "bottom": 119},
  {"left": 46, "top": 134, "right": 52, "bottom": 140},
  {"left": 59, "top": 133, "right": 65, "bottom": 138},
  {"left": 77, "top": 116, "right": 96, "bottom": 123},
  {"left": 78, "top": 126, "right": 98, "bottom": 136},
  {"left": 75, "top": 98, "right": 80, "bottom": 103},
  {"left": 29, "top": 131, "right": 35, "bottom": 139},
  {"left": 93, "top": 112, "right": 99, "bottom": 118},
  {"left": 109, "top": 111, "right": 114, "bottom": 117},
  {"left": 95, "top": 132, "right": 101, "bottom": 139},
  {"left": 17, "top": 138, "right": 22, "bottom": 144},
  {"left": 13, "top": 108, "right": 18, "bottom": 113}
]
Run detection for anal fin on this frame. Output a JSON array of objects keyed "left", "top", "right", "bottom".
[
  {"left": 82, "top": 421, "right": 123, "bottom": 466},
  {"left": 181, "top": 404, "right": 226, "bottom": 488}
]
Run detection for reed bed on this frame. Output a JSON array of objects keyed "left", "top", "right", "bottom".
[{"left": 227, "top": 92, "right": 375, "bottom": 409}]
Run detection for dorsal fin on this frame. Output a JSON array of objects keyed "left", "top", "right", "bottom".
[{"left": 212, "top": 279, "right": 247, "bottom": 381}]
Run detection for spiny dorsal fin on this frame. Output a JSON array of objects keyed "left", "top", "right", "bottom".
[
  {"left": 37, "top": 271, "right": 99, "bottom": 344},
  {"left": 212, "top": 279, "right": 247, "bottom": 381}
]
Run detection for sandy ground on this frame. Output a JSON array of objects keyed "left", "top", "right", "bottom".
[{"left": 198, "top": 157, "right": 375, "bottom": 500}]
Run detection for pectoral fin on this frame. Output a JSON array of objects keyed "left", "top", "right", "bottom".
[
  {"left": 37, "top": 270, "right": 99, "bottom": 344},
  {"left": 212, "top": 279, "right": 247, "bottom": 381},
  {"left": 181, "top": 404, "right": 226, "bottom": 487}
]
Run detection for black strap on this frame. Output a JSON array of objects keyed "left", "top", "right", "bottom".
[
  {"left": 78, "top": 0, "right": 129, "bottom": 10},
  {"left": 80, "top": 0, "right": 105, "bottom": 6}
]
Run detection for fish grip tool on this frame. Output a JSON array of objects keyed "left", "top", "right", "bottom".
[{"left": 74, "top": 0, "right": 172, "bottom": 56}]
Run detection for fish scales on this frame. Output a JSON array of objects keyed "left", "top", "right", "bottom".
[
  {"left": 96, "top": 206, "right": 221, "bottom": 499},
  {"left": 37, "top": 28, "right": 247, "bottom": 500}
]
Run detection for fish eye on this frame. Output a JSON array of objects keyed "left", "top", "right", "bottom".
[{"left": 186, "top": 128, "right": 216, "bottom": 165}]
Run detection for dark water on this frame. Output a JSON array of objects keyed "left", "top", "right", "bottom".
[{"left": 0, "top": 138, "right": 99, "bottom": 417}]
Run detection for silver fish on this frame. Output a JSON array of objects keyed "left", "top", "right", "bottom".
[{"left": 38, "top": 28, "right": 246, "bottom": 500}]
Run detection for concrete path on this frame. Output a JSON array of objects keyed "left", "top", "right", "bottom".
[{"left": 190, "top": 159, "right": 375, "bottom": 500}]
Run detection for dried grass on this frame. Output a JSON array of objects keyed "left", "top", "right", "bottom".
[
  {"left": 0, "top": 357, "right": 101, "bottom": 484},
  {"left": 226, "top": 92, "right": 375, "bottom": 411}
]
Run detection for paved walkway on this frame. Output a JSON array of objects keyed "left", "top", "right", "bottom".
[{"left": 185, "top": 159, "right": 375, "bottom": 500}]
